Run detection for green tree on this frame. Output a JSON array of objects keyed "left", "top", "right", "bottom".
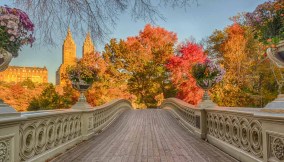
[
  {"left": 28, "top": 84, "right": 61, "bottom": 111},
  {"left": 60, "top": 84, "right": 79, "bottom": 108},
  {"left": 21, "top": 78, "right": 35, "bottom": 89}
]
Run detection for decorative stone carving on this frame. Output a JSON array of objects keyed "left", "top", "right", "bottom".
[
  {"left": 195, "top": 115, "right": 201, "bottom": 129},
  {"left": 272, "top": 138, "right": 284, "bottom": 160},
  {"left": 93, "top": 102, "right": 130, "bottom": 130},
  {"left": 240, "top": 118, "right": 250, "bottom": 151},
  {"left": 170, "top": 104, "right": 196, "bottom": 127},
  {"left": 224, "top": 116, "right": 232, "bottom": 143},
  {"left": 88, "top": 116, "right": 93, "bottom": 130},
  {"left": 46, "top": 120, "right": 55, "bottom": 150},
  {"left": 0, "top": 48, "right": 13, "bottom": 72},
  {"left": 0, "top": 136, "right": 12, "bottom": 162},
  {"left": 20, "top": 114, "right": 81, "bottom": 161},
  {"left": 250, "top": 120, "right": 262, "bottom": 157},
  {"left": 0, "top": 142, "right": 8, "bottom": 162},
  {"left": 207, "top": 112, "right": 263, "bottom": 159},
  {"left": 268, "top": 133, "right": 284, "bottom": 161}
]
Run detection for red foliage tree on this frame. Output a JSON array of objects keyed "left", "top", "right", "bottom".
[{"left": 167, "top": 41, "right": 207, "bottom": 105}]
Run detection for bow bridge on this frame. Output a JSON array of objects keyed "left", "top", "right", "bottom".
[{"left": 0, "top": 98, "right": 283, "bottom": 162}]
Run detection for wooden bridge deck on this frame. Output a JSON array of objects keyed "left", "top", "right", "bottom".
[{"left": 52, "top": 109, "right": 238, "bottom": 162}]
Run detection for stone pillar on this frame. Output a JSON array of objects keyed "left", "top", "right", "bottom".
[
  {"left": 198, "top": 90, "right": 216, "bottom": 109},
  {"left": 193, "top": 109, "right": 207, "bottom": 139},
  {"left": 76, "top": 109, "right": 94, "bottom": 141},
  {"left": 71, "top": 93, "right": 92, "bottom": 109},
  {"left": 258, "top": 114, "right": 284, "bottom": 162},
  {"left": 197, "top": 90, "right": 216, "bottom": 140},
  {"left": 0, "top": 101, "right": 23, "bottom": 162}
]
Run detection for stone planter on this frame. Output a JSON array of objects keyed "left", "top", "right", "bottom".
[
  {"left": 196, "top": 80, "right": 217, "bottom": 109},
  {"left": 196, "top": 80, "right": 215, "bottom": 100},
  {"left": 72, "top": 81, "right": 92, "bottom": 93},
  {"left": 0, "top": 48, "right": 13, "bottom": 72},
  {"left": 72, "top": 81, "right": 92, "bottom": 102},
  {"left": 0, "top": 49, "right": 15, "bottom": 112},
  {"left": 71, "top": 80, "right": 93, "bottom": 109}
]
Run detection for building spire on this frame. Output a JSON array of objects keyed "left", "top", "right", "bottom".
[
  {"left": 62, "top": 27, "right": 76, "bottom": 64},
  {"left": 57, "top": 27, "right": 77, "bottom": 85},
  {"left": 67, "top": 27, "right": 71, "bottom": 35},
  {"left": 66, "top": 27, "right": 73, "bottom": 40},
  {"left": 83, "top": 31, "right": 95, "bottom": 58},
  {"left": 84, "top": 31, "right": 92, "bottom": 43}
]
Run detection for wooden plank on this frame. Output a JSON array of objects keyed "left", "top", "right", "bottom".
[{"left": 51, "top": 109, "right": 238, "bottom": 162}]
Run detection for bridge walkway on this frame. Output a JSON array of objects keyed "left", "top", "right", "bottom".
[{"left": 52, "top": 109, "right": 238, "bottom": 162}]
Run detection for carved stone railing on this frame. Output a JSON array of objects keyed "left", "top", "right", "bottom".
[
  {"left": 160, "top": 98, "right": 206, "bottom": 138},
  {"left": 160, "top": 98, "right": 284, "bottom": 162},
  {"left": 0, "top": 99, "right": 132, "bottom": 162}
]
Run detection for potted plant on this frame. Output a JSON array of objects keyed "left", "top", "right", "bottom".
[
  {"left": 0, "top": 6, "right": 35, "bottom": 71},
  {"left": 67, "top": 57, "right": 99, "bottom": 104},
  {"left": 192, "top": 59, "right": 225, "bottom": 100}
]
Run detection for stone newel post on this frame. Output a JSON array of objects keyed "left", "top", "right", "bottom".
[
  {"left": 0, "top": 101, "right": 22, "bottom": 162},
  {"left": 198, "top": 90, "right": 216, "bottom": 109}
]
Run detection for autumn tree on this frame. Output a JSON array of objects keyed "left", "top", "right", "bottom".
[
  {"left": 103, "top": 24, "right": 177, "bottom": 108},
  {"left": 0, "top": 81, "right": 48, "bottom": 111},
  {"left": 28, "top": 84, "right": 61, "bottom": 111},
  {"left": 167, "top": 41, "right": 207, "bottom": 105},
  {"left": 203, "top": 30, "right": 226, "bottom": 60},
  {"left": 83, "top": 51, "right": 127, "bottom": 106},
  {"left": 206, "top": 23, "right": 278, "bottom": 107},
  {"left": 21, "top": 78, "right": 35, "bottom": 89},
  {"left": 60, "top": 84, "right": 79, "bottom": 108}
]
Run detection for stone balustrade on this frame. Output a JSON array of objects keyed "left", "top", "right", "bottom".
[
  {"left": 160, "top": 98, "right": 284, "bottom": 162},
  {"left": 1, "top": 97, "right": 283, "bottom": 162},
  {"left": 0, "top": 99, "right": 132, "bottom": 162}
]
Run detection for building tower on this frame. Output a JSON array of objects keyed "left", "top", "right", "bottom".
[
  {"left": 82, "top": 32, "right": 94, "bottom": 58},
  {"left": 56, "top": 28, "right": 76, "bottom": 85}
]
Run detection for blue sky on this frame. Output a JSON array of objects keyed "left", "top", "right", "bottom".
[{"left": 0, "top": 0, "right": 266, "bottom": 84}]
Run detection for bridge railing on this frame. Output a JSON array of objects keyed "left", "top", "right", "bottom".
[
  {"left": 159, "top": 98, "right": 206, "bottom": 138},
  {"left": 160, "top": 98, "right": 284, "bottom": 162},
  {"left": 0, "top": 99, "right": 132, "bottom": 162}
]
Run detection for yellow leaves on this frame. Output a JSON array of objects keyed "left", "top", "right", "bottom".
[{"left": 208, "top": 22, "right": 278, "bottom": 107}]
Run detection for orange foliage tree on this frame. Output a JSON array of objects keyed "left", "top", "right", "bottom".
[
  {"left": 84, "top": 52, "right": 133, "bottom": 106},
  {"left": 0, "top": 80, "right": 48, "bottom": 111},
  {"left": 167, "top": 41, "right": 207, "bottom": 105},
  {"left": 207, "top": 22, "right": 279, "bottom": 107},
  {"left": 103, "top": 24, "right": 177, "bottom": 108}
]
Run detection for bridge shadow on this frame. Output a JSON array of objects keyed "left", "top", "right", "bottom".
[{"left": 51, "top": 109, "right": 238, "bottom": 162}]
